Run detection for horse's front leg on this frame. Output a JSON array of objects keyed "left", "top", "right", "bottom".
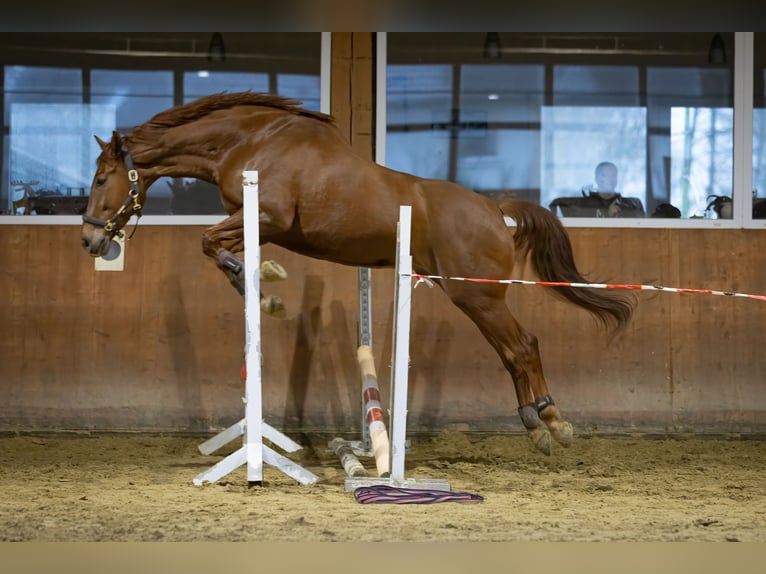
[
  {"left": 200, "top": 210, "right": 287, "bottom": 317},
  {"left": 200, "top": 210, "right": 247, "bottom": 292},
  {"left": 258, "top": 260, "right": 288, "bottom": 317}
]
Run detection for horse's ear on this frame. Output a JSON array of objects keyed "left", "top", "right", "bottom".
[
  {"left": 94, "top": 132, "right": 121, "bottom": 157},
  {"left": 110, "top": 131, "right": 122, "bottom": 153},
  {"left": 94, "top": 135, "right": 109, "bottom": 152}
]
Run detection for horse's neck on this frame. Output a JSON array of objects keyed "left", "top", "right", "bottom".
[
  {"left": 132, "top": 142, "right": 220, "bottom": 186},
  {"left": 129, "top": 111, "right": 300, "bottom": 186}
]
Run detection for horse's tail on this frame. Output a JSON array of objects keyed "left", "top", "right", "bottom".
[{"left": 498, "top": 200, "right": 634, "bottom": 335}]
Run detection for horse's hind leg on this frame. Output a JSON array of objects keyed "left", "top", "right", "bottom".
[
  {"left": 448, "top": 282, "right": 572, "bottom": 454},
  {"left": 517, "top": 346, "right": 574, "bottom": 450}
]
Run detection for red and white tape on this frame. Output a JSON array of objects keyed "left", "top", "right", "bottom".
[{"left": 409, "top": 274, "right": 766, "bottom": 302}]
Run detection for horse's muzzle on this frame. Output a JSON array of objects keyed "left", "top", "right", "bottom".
[{"left": 81, "top": 230, "right": 111, "bottom": 258}]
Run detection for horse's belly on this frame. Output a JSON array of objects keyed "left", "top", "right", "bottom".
[{"left": 272, "top": 234, "right": 396, "bottom": 268}]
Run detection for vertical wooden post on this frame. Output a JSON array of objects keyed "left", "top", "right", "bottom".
[{"left": 331, "top": 32, "right": 374, "bottom": 159}]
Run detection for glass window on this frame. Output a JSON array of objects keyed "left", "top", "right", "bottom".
[
  {"left": 542, "top": 106, "right": 647, "bottom": 215},
  {"left": 9, "top": 102, "right": 113, "bottom": 214},
  {"left": 4, "top": 65, "right": 84, "bottom": 215},
  {"left": 647, "top": 67, "right": 732, "bottom": 219},
  {"left": 277, "top": 74, "right": 322, "bottom": 111},
  {"left": 384, "top": 33, "right": 736, "bottom": 223},
  {"left": 458, "top": 65, "right": 544, "bottom": 199},
  {"left": 92, "top": 69, "right": 175, "bottom": 214},
  {"left": 184, "top": 71, "right": 269, "bottom": 103},
  {"left": 0, "top": 33, "right": 322, "bottom": 217},
  {"left": 386, "top": 64, "right": 453, "bottom": 180},
  {"left": 669, "top": 106, "right": 733, "bottom": 217}
]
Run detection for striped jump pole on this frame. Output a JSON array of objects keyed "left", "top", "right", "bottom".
[
  {"left": 193, "top": 170, "right": 317, "bottom": 487},
  {"left": 330, "top": 267, "right": 392, "bottom": 478},
  {"left": 358, "top": 344, "right": 391, "bottom": 476}
]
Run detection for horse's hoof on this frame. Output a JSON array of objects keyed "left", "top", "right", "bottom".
[
  {"left": 528, "top": 428, "right": 552, "bottom": 456},
  {"left": 551, "top": 421, "right": 574, "bottom": 447},
  {"left": 260, "top": 260, "right": 288, "bottom": 282},
  {"left": 261, "top": 294, "right": 286, "bottom": 318}
]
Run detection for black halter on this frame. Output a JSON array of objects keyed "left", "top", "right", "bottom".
[{"left": 82, "top": 138, "right": 143, "bottom": 238}]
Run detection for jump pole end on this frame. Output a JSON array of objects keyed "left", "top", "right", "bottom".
[
  {"left": 330, "top": 437, "right": 369, "bottom": 478},
  {"left": 358, "top": 344, "right": 392, "bottom": 476},
  {"left": 371, "top": 429, "right": 391, "bottom": 477}
]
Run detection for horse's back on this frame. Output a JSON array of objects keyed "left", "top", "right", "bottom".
[
  {"left": 232, "top": 110, "right": 513, "bottom": 275},
  {"left": 395, "top": 176, "right": 515, "bottom": 278}
]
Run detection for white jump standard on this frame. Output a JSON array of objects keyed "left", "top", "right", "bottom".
[
  {"left": 342, "top": 206, "right": 450, "bottom": 492},
  {"left": 193, "top": 170, "right": 317, "bottom": 487}
]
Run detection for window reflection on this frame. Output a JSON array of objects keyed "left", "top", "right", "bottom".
[
  {"left": 0, "top": 33, "right": 322, "bottom": 216},
  {"left": 754, "top": 108, "right": 766, "bottom": 218},
  {"left": 9, "top": 103, "right": 112, "bottom": 215},
  {"left": 385, "top": 33, "right": 735, "bottom": 221},
  {"left": 543, "top": 106, "right": 647, "bottom": 216},
  {"left": 92, "top": 69, "right": 176, "bottom": 214},
  {"left": 386, "top": 64, "right": 453, "bottom": 180},
  {"left": 277, "top": 74, "right": 322, "bottom": 111},
  {"left": 670, "top": 107, "right": 733, "bottom": 218},
  {"left": 458, "top": 65, "right": 543, "bottom": 200}
]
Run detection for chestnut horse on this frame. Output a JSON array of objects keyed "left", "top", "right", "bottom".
[{"left": 80, "top": 92, "right": 634, "bottom": 455}]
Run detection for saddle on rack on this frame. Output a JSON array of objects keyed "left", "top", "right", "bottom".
[{"left": 549, "top": 192, "right": 645, "bottom": 218}]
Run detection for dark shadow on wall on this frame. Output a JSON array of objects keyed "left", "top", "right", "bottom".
[
  {"left": 284, "top": 275, "right": 324, "bottom": 429},
  {"left": 161, "top": 273, "right": 204, "bottom": 427},
  {"left": 409, "top": 318, "right": 452, "bottom": 430},
  {"left": 326, "top": 299, "right": 359, "bottom": 431}
]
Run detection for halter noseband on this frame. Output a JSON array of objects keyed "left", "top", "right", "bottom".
[{"left": 82, "top": 138, "right": 143, "bottom": 238}]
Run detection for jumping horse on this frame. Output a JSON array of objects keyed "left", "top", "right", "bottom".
[{"left": 80, "top": 92, "right": 634, "bottom": 455}]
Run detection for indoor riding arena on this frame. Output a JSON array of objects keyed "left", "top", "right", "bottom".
[{"left": 1, "top": 30, "right": 766, "bottom": 554}]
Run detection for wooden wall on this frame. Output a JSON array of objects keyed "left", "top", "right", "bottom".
[
  {"left": 2, "top": 225, "right": 765, "bottom": 436},
  {"left": 1, "top": 33, "right": 765, "bottom": 436}
]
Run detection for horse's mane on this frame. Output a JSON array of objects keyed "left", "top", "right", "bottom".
[{"left": 131, "top": 91, "right": 334, "bottom": 141}]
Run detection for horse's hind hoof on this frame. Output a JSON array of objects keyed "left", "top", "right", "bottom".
[
  {"left": 528, "top": 428, "right": 552, "bottom": 456},
  {"left": 261, "top": 294, "right": 286, "bottom": 318},
  {"left": 551, "top": 421, "right": 574, "bottom": 447},
  {"left": 260, "top": 260, "right": 287, "bottom": 282}
]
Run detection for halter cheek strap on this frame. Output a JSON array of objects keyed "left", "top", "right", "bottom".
[{"left": 82, "top": 140, "right": 143, "bottom": 238}]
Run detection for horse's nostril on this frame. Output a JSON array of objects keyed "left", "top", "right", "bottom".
[{"left": 81, "top": 238, "right": 90, "bottom": 250}]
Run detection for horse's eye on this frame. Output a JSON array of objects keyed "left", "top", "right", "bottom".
[{"left": 96, "top": 178, "right": 106, "bottom": 186}]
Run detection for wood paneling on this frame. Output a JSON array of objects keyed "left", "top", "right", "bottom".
[
  {"left": 330, "top": 32, "right": 373, "bottom": 159},
  {"left": 1, "top": 225, "right": 765, "bottom": 435}
]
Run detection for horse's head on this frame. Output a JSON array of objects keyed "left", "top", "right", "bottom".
[{"left": 80, "top": 131, "right": 144, "bottom": 258}]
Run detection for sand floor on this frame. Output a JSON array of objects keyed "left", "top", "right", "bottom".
[{"left": 0, "top": 430, "right": 764, "bottom": 542}]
